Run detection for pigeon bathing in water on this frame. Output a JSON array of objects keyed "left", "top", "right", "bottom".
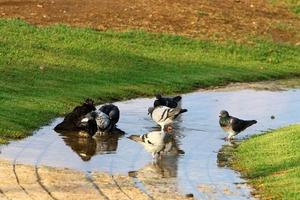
[
  {"left": 54, "top": 98, "right": 96, "bottom": 131},
  {"left": 99, "top": 104, "right": 120, "bottom": 127},
  {"left": 148, "top": 106, "right": 188, "bottom": 131},
  {"left": 154, "top": 94, "right": 182, "bottom": 108},
  {"left": 219, "top": 110, "right": 257, "bottom": 140},
  {"left": 81, "top": 104, "right": 122, "bottom": 137},
  {"left": 128, "top": 130, "right": 177, "bottom": 160},
  {"left": 81, "top": 111, "right": 113, "bottom": 136}
]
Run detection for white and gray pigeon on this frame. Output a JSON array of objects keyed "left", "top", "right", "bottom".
[
  {"left": 148, "top": 106, "right": 187, "bottom": 130},
  {"left": 128, "top": 130, "right": 174, "bottom": 160},
  {"left": 81, "top": 110, "right": 113, "bottom": 136},
  {"left": 219, "top": 110, "right": 257, "bottom": 140}
]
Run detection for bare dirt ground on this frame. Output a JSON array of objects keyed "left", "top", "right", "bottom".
[
  {"left": 198, "top": 78, "right": 300, "bottom": 92},
  {"left": 0, "top": 0, "right": 299, "bottom": 44}
]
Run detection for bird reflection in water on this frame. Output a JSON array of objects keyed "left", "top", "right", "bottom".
[
  {"left": 56, "top": 128, "right": 125, "bottom": 161},
  {"left": 129, "top": 134, "right": 185, "bottom": 199}
]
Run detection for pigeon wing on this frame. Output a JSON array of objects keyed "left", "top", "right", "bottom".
[
  {"left": 167, "top": 108, "right": 187, "bottom": 119},
  {"left": 231, "top": 117, "right": 257, "bottom": 133},
  {"left": 151, "top": 106, "right": 170, "bottom": 122},
  {"left": 109, "top": 108, "right": 120, "bottom": 124},
  {"left": 142, "top": 131, "right": 163, "bottom": 146},
  {"left": 99, "top": 104, "right": 120, "bottom": 124}
]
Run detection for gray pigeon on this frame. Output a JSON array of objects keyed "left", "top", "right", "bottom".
[
  {"left": 99, "top": 104, "right": 120, "bottom": 127},
  {"left": 128, "top": 130, "right": 175, "bottom": 160},
  {"left": 148, "top": 106, "right": 187, "bottom": 130},
  {"left": 81, "top": 110, "right": 113, "bottom": 136},
  {"left": 219, "top": 110, "right": 257, "bottom": 140}
]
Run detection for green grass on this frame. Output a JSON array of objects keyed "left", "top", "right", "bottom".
[
  {"left": 232, "top": 125, "right": 300, "bottom": 200},
  {"left": 0, "top": 19, "right": 300, "bottom": 143},
  {"left": 269, "top": 0, "right": 300, "bottom": 15}
]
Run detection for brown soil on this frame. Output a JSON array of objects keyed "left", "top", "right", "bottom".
[
  {"left": 198, "top": 78, "right": 300, "bottom": 92},
  {"left": 0, "top": 0, "right": 299, "bottom": 44}
]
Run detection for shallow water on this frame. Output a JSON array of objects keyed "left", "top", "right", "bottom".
[{"left": 1, "top": 88, "right": 300, "bottom": 199}]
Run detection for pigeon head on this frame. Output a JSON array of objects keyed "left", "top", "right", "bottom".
[
  {"left": 83, "top": 98, "right": 96, "bottom": 111},
  {"left": 148, "top": 107, "right": 155, "bottom": 115},
  {"left": 219, "top": 110, "right": 229, "bottom": 118},
  {"left": 154, "top": 99, "right": 165, "bottom": 107},
  {"left": 155, "top": 94, "right": 162, "bottom": 100}
]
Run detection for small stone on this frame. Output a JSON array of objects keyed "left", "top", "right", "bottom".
[
  {"left": 271, "top": 115, "right": 275, "bottom": 119},
  {"left": 185, "top": 193, "right": 194, "bottom": 198},
  {"left": 128, "top": 171, "right": 137, "bottom": 177},
  {"left": 37, "top": 4, "right": 43, "bottom": 8}
]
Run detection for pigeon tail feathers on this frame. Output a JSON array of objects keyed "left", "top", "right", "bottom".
[
  {"left": 128, "top": 135, "right": 143, "bottom": 142},
  {"left": 246, "top": 120, "right": 257, "bottom": 127},
  {"left": 179, "top": 108, "right": 187, "bottom": 114}
]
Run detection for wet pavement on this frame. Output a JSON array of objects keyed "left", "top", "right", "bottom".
[{"left": 1, "top": 87, "right": 300, "bottom": 200}]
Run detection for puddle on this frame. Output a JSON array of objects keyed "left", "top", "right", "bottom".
[{"left": 1, "top": 88, "right": 300, "bottom": 200}]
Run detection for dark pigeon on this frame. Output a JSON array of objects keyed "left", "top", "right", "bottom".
[
  {"left": 153, "top": 94, "right": 182, "bottom": 108},
  {"left": 99, "top": 104, "right": 120, "bottom": 127},
  {"left": 219, "top": 110, "right": 257, "bottom": 140},
  {"left": 54, "top": 98, "right": 96, "bottom": 131}
]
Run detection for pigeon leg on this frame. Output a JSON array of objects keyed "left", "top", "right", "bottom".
[
  {"left": 166, "top": 126, "right": 173, "bottom": 132},
  {"left": 158, "top": 153, "right": 163, "bottom": 160},
  {"left": 163, "top": 125, "right": 173, "bottom": 132},
  {"left": 152, "top": 152, "right": 159, "bottom": 159},
  {"left": 152, "top": 153, "right": 159, "bottom": 164}
]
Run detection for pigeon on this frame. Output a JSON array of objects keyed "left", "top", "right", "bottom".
[
  {"left": 148, "top": 106, "right": 187, "bottom": 130},
  {"left": 219, "top": 110, "right": 257, "bottom": 140},
  {"left": 81, "top": 110, "right": 113, "bottom": 136},
  {"left": 54, "top": 98, "right": 96, "bottom": 131},
  {"left": 81, "top": 104, "right": 123, "bottom": 137},
  {"left": 154, "top": 94, "right": 182, "bottom": 108},
  {"left": 99, "top": 104, "right": 120, "bottom": 127},
  {"left": 128, "top": 130, "right": 173, "bottom": 160}
]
